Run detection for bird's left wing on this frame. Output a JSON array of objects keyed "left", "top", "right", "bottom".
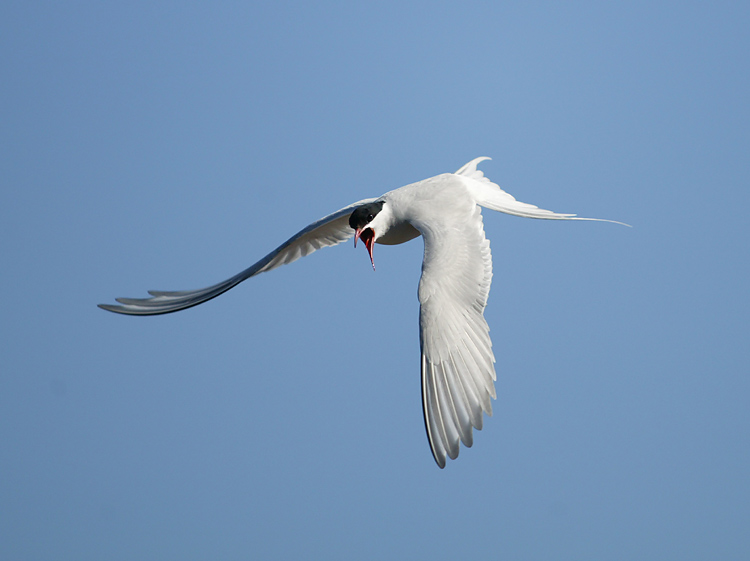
[{"left": 99, "top": 198, "right": 377, "bottom": 315}]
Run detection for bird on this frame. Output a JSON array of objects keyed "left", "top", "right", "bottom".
[{"left": 99, "top": 157, "right": 627, "bottom": 468}]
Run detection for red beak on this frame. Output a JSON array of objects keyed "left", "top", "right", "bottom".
[{"left": 354, "top": 228, "right": 376, "bottom": 271}]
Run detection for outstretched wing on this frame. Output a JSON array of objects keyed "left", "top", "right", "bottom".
[
  {"left": 456, "top": 157, "right": 630, "bottom": 226},
  {"left": 99, "top": 198, "right": 377, "bottom": 315},
  {"left": 409, "top": 178, "right": 496, "bottom": 468}
]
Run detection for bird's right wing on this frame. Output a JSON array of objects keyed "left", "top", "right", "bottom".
[
  {"left": 99, "top": 198, "right": 377, "bottom": 315},
  {"left": 410, "top": 178, "right": 497, "bottom": 468}
]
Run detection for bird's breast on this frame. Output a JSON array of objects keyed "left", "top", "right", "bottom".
[{"left": 375, "top": 221, "right": 421, "bottom": 245}]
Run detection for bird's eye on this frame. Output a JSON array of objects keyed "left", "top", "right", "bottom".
[{"left": 367, "top": 214, "right": 374, "bottom": 221}]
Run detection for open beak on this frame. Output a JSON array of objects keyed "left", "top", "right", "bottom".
[{"left": 354, "top": 228, "right": 376, "bottom": 271}]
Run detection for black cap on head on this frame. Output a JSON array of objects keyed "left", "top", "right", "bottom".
[{"left": 348, "top": 201, "right": 385, "bottom": 230}]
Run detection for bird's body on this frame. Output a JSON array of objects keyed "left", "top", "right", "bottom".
[{"left": 100, "top": 157, "right": 626, "bottom": 468}]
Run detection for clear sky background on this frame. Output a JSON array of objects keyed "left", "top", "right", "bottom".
[{"left": 2, "top": 2, "right": 749, "bottom": 560}]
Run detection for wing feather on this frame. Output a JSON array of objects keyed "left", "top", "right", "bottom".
[
  {"left": 99, "top": 198, "right": 377, "bottom": 315},
  {"left": 407, "top": 177, "right": 497, "bottom": 468},
  {"left": 455, "top": 346, "right": 494, "bottom": 416},
  {"left": 450, "top": 353, "right": 484, "bottom": 429},
  {"left": 434, "top": 364, "right": 461, "bottom": 459},
  {"left": 422, "top": 356, "right": 449, "bottom": 468},
  {"left": 441, "top": 358, "right": 474, "bottom": 446}
]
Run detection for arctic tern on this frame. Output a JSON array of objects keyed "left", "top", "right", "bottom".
[{"left": 100, "top": 157, "right": 626, "bottom": 468}]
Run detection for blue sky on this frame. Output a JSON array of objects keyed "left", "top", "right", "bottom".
[{"left": 2, "top": 2, "right": 749, "bottom": 559}]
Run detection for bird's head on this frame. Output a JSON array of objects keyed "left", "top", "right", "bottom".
[{"left": 349, "top": 200, "right": 387, "bottom": 270}]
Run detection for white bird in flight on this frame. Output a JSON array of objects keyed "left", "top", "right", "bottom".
[{"left": 100, "top": 157, "right": 626, "bottom": 468}]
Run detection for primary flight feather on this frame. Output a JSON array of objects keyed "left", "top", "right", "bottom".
[{"left": 100, "top": 157, "right": 627, "bottom": 468}]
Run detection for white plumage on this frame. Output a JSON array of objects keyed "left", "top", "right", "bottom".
[{"left": 100, "top": 157, "right": 626, "bottom": 468}]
